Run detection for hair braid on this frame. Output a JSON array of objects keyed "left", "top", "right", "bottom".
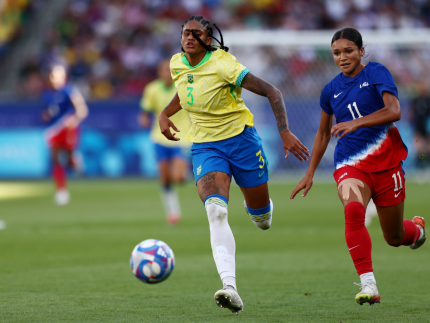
[{"left": 181, "top": 15, "right": 229, "bottom": 53}]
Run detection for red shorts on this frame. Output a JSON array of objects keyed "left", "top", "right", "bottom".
[
  {"left": 48, "top": 127, "right": 79, "bottom": 151},
  {"left": 333, "top": 164, "right": 406, "bottom": 207}
]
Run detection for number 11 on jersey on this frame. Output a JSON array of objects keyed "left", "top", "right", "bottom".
[
  {"left": 392, "top": 171, "right": 403, "bottom": 191},
  {"left": 347, "top": 102, "right": 363, "bottom": 119}
]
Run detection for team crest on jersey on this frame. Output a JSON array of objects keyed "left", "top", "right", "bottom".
[
  {"left": 197, "top": 165, "right": 202, "bottom": 175},
  {"left": 187, "top": 74, "right": 194, "bottom": 84}
]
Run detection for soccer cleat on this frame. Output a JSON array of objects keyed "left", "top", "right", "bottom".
[
  {"left": 354, "top": 281, "right": 381, "bottom": 306},
  {"left": 214, "top": 285, "right": 244, "bottom": 314},
  {"left": 166, "top": 213, "right": 181, "bottom": 225},
  {"left": 55, "top": 189, "right": 70, "bottom": 206},
  {"left": 410, "top": 216, "right": 426, "bottom": 250}
]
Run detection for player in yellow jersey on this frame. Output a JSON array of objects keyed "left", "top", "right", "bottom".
[
  {"left": 139, "top": 60, "right": 192, "bottom": 225},
  {"left": 158, "top": 15, "right": 310, "bottom": 314}
]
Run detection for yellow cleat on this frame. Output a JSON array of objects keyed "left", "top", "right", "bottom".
[{"left": 354, "top": 281, "right": 381, "bottom": 306}]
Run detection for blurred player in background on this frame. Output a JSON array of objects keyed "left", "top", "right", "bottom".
[
  {"left": 139, "top": 59, "right": 191, "bottom": 225},
  {"left": 42, "top": 65, "right": 88, "bottom": 205},
  {"left": 159, "top": 15, "right": 309, "bottom": 314},
  {"left": 291, "top": 28, "right": 426, "bottom": 306},
  {"left": 411, "top": 80, "right": 430, "bottom": 170}
]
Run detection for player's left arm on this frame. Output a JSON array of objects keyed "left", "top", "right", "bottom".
[
  {"left": 69, "top": 89, "right": 89, "bottom": 127},
  {"left": 331, "top": 92, "right": 401, "bottom": 139},
  {"left": 241, "top": 72, "right": 310, "bottom": 161}
]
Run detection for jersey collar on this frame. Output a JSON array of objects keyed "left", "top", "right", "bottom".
[{"left": 182, "top": 51, "right": 212, "bottom": 69}]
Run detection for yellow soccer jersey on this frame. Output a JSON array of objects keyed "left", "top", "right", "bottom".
[
  {"left": 140, "top": 79, "right": 191, "bottom": 147},
  {"left": 170, "top": 49, "right": 254, "bottom": 143}
]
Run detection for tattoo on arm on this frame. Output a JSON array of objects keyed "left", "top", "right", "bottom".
[{"left": 241, "top": 73, "right": 288, "bottom": 132}]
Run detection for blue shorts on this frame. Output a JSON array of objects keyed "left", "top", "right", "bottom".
[
  {"left": 191, "top": 127, "right": 269, "bottom": 187},
  {"left": 154, "top": 143, "right": 187, "bottom": 162}
]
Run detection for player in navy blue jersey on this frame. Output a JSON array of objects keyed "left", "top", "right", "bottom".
[
  {"left": 291, "top": 28, "right": 426, "bottom": 306},
  {"left": 42, "top": 65, "right": 88, "bottom": 205}
]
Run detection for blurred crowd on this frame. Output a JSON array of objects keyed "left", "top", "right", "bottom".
[
  {"left": 14, "top": 0, "right": 430, "bottom": 100},
  {"left": 0, "top": 0, "right": 35, "bottom": 58}
]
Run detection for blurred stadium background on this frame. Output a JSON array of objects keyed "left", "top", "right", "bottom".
[
  {"left": 0, "top": 0, "right": 430, "bottom": 179},
  {"left": 2, "top": 2, "right": 430, "bottom": 321}
]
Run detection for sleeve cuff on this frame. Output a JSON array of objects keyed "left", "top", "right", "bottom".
[
  {"left": 320, "top": 106, "right": 333, "bottom": 115},
  {"left": 235, "top": 68, "right": 250, "bottom": 87},
  {"left": 379, "top": 87, "right": 399, "bottom": 100}
]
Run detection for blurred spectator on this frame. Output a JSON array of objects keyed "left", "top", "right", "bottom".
[
  {"left": 0, "top": 0, "right": 35, "bottom": 61},
  {"left": 10, "top": 0, "right": 430, "bottom": 100},
  {"left": 18, "top": 59, "right": 44, "bottom": 99},
  {"left": 411, "top": 80, "right": 430, "bottom": 169}
]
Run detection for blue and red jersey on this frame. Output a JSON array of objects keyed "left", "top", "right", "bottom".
[
  {"left": 320, "top": 62, "right": 408, "bottom": 173},
  {"left": 42, "top": 84, "right": 76, "bottom": 137}
]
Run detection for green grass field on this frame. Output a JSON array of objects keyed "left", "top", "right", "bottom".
[{"left": 0, "top": 179, "right": 429, "bottom": 322}]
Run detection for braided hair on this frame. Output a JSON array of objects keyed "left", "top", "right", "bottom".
[{"left": 181, "top": 15, "right": 229, "bottom": 53}]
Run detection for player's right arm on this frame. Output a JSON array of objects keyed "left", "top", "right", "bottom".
[
  {"left": 290, "top": 110, "right": 333, "bottom": 199},
  {"left": 159, "top": 92, "right": 182, "bottom": 141}
]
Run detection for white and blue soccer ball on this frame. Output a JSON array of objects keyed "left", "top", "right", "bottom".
[{"left": 130, "top": 239, "right": 175, "bottom": 284}]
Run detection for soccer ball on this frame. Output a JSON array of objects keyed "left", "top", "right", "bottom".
[{"left": 130, "top": 239, "right": 175, "bottom": 284}]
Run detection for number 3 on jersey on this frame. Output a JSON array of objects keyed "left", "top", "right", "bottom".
[
  {"left": 187, "top": 87, "right": 193, "bottom": 105},
  {"left": 347, "top": 102, "right": 363, "bottom": 119}
]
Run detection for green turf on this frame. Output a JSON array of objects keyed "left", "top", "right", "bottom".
[{"left": 0, "top": 180, "right": 429, "bottom": 322}]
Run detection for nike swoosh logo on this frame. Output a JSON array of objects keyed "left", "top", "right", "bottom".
[
  {"left": 259, "top": 171, "right": 265, "bottom": 177},
  {"left": 395, "top": 190, "right": 402, "bottom": 198},
  {"left": 334, "top": 92, "right": 343, "bottom": 98},
  {"left": 348, "top": 245, "right": 360, "bottom": 251},
  {"left": 175, "top": 71, "right": 181, "bottom": 74}
]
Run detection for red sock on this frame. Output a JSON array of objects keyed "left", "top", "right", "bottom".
[
  {"left": 345, "top": 202, "right": 373, "bottom": 275},
  {"left": 53, "top": 164, "right": 66, "bottom": 190},
  {"left": 399, "top": 220, "right": 421, "bottom": 246}
]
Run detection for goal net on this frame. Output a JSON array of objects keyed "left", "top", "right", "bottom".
[{"left": 223, "top": 29, "right": 430, "bottom": 179}]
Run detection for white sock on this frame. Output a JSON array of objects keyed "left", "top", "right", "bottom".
[
  {"left": 161, "top": 189, "right": 181, "bottom": 216},
  {"left": 206, "top": 203, "right": 236, "bottom": 290},
  {"left": 360, "top": 272, "right": 376, "bottom": 284}
]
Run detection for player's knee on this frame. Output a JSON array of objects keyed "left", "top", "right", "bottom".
[
  {"left": 338, "top": 179, "right": 365, "bottom": 205},
  {"left": 384, "top": 233, "right": 404, "bottom": 247},
  {"left": 206, "top": 203, "right": 227, "bottom": 224},
  {"left": 172, "top": 173, "right": 186, "bottom": 184}
]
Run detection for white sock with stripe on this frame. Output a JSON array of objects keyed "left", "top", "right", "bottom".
[
  {"left": 246, "top": 199, "right": 273, "bottom": 230},
  {"left": 204, "top": 195, "right": 236, "bottom": 290}
]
